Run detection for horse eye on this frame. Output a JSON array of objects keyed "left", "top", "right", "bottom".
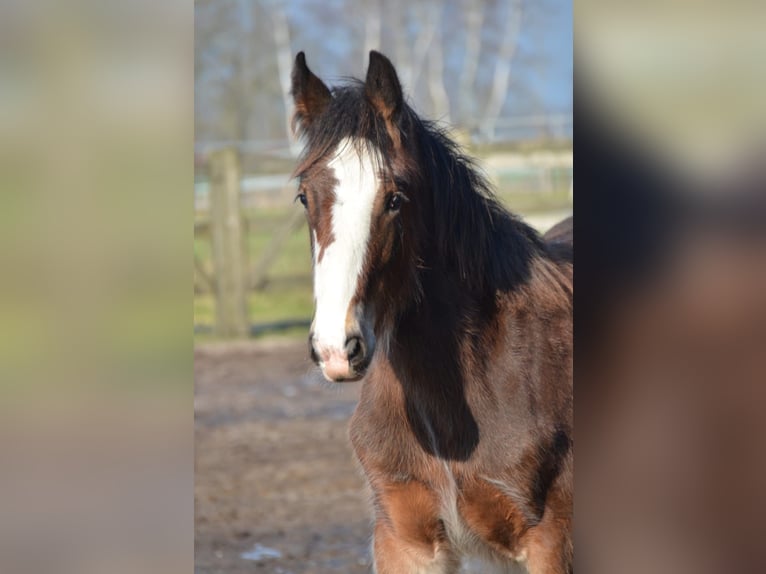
[
  {"left": 386, "top": 193, "right": 403, "bottom": 212},
  {"left": 296, "top": 193, "right": 307, "bottom": 207}
]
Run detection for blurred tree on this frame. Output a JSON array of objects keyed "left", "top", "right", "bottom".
[
  {"left": 428, "top": 8, "right": 451, "bottom": 124},
  {"left": 483, "top": 0, "right": 523, "bottom": 139},
  {"left": 456, "top": 0, "right": 484, "bottom": 125},
  {"left": 267, "top": 0, "right": 300, "bottom": 154},
  {"left": 363, "top": 0, "right": 382, "bottom": 69}
]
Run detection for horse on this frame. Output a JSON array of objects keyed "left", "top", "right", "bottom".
[{"left": 290, "top": 50, "right": 573, "bottom": 574}]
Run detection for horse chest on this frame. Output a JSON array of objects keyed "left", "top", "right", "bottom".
[{"left": 351, "top": 408, "right": 530, "bottom": 562}]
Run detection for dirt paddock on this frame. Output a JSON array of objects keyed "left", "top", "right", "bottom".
[
  {"left": 195, "top": 340, "right": 494, "bottom": 573},
  {"left": 195, "top": 340, "right": 371, "bottom": 573}
]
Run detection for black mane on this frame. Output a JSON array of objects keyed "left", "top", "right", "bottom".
[{"left": 295, "top": 80, "right": 547, "bottom": 294}]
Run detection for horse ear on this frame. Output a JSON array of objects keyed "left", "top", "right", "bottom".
[
  {"left": 291, "top": 52, "right": 332, "bottom": 133},
  {"left": 365, "top": 51, "right": 403, "bottom": 123}
]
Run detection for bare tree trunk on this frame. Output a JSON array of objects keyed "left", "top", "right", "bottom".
[
  {"left": 363, "top": 0, "right": 382, "bottom": 66},
  {"left": 427, "top": 18, "right": 451, "bottom": 123},
  {"left": 483, "top": 0, "right": 524, "bottom": 140},
  {"left": 392, "top": 0, "right": 413, "bottom": 89},
  {"left": 269, "top": 0, "right": 301, "bottom": 156},
  {"left": 410, "top": 2, "right": 438, "bottom": 109},
  {"left": 457, "top": 0, "right": 484, "bottom": 126},
  {"left": 236, "top": 0, "right": 255, "bottom": 141}
]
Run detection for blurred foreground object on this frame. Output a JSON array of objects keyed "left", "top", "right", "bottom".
[
  {"left": 0, "top": 0, "right": 192, "bottom": 573},
  {"left": 576, "top": 3, "right": 766, "bottom": 571},
  {"left": 576, "top": 1, "right": 766, "bottom": 182}
]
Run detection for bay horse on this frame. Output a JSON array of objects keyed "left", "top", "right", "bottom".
[{"left": 290, "top": 51, "right": 572, "bottom": 574}]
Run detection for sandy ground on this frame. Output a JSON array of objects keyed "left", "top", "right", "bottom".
[{"left": 195, "top": 340, "right": 372, "bottom": 574}]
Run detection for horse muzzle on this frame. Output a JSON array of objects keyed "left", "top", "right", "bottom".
[{"left": 309, "top": 331, "right": 373, "bottom": 382}]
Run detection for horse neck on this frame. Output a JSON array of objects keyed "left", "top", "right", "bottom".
[
  {"left": 413, "top": 179, "right": 538, "bottom": 308},
  {"left": 382, "top": 273, "right": 486, "bottom": 460},
  {"left": 383, "top": 128, "right": 545, "bottom": 385},
  {"left": 414, "top": 128, "right": 542, "bottom": 296},
  {"left": 389, "top": 205, "right": 509, "bottom": 389}
]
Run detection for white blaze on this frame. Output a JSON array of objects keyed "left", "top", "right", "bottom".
[{"left": 312, "top": 139, "right": 379, "bottom": 353}]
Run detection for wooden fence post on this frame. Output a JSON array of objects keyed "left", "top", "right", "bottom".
[{"left": 209, "top": 148, "right": 248, "bottom": 337}]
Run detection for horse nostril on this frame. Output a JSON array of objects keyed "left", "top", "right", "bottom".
[
  {"left": 345, "top": 335, "right": 364, "bottom": 363},
  {"left": 308, "top": 333, "right": 320, "bottom": 364}
]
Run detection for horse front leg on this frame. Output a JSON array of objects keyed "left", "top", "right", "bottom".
[
  {"left": 371, "top": 481, "right": 460, "bottom": 574},
  {"left": 373, "top": 521, "right": 460, "bottom": 574},
  {"left": 522, "top": 510, "right": 572, "bottom": 574}
]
